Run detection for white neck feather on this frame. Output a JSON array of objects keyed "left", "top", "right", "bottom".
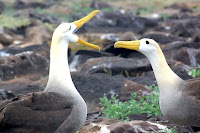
[
  {"left": 44, "top": 30, "right": 87, "bottom": 133},
  {"left": 45, "top": 31, "right": 75, "bottom": 92},
  {"left": 146, "top": 48, "right": 183, "bottom": 93}
]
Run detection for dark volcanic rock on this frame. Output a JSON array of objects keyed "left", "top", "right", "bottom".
[
  {"left": 0, "top": 78, "right": 44, "bottom": 96},
  {"left": 23, "top": 25, "right": 52, "bottom": 47},
  {"left": 169, "top": 18, "right": 200, "bottom": 37},
  {"left": 192, "top": 31, "right": 200, "bottom": 42},
  {"left": 0, "top": 51, "right": 49, "bottom": 81},
  {"left": 72, "top": 72, "right": 149, "bottom": 113},
  {"left": 14, "top": 0, "right": 48, "bottom": 9},
  {"left": 0, "top": 1, "right": 5, "bottom": 14},
  {"left": 72, "top": 72, "right": 125, "bottom": 112},
  {"left": 108, "top": 120, "right": 190, "bottom": 133},
  {"left": 0, "top": 33, "right": 14, "bottom": 46},
  {"left": 129, "top": 71, "right": 157, "bottom": 86},
  {"left": 119, "top": 80, "right": 151, "bottom": 102},
  {"left": 70, "top": 50, "right": 113, "bottom": 72},
  {"left": 90, "top": 1, "right": 112, "bottom": 9},
  {"left": 163, "top": 42, "right": 200, "bottom": 51},
  {"left": 0, "top": 89, "right": 15, "bottom": 100},
  {"left": 74, "top": 11, "right": 158, "bottom": 33},
  {"left": 103, "top": 12, "right": 158, "bottom": 33},
  {"left": 79, "top": 116, "right": 191, "bottom": 133},
  {"left": 142, "top": 31, "right": 184, "bottom": 44},
  {"left": 173, "top": 47, "right": 200, "bottom": 66},
  {"left": 29, "top": 12, "right": 61, "bottom": 24},
  {"left": 0, "top": 43, "right": 50, "bottom": 57},
  {"left": 80, "top": 57, "right": 151, "bottom": 77},
  {"left": 196, "top": 50, "right": 200, "bottom": 64},
  {"left": 168, "top": 59, "right": 192, "bottom": 80}
]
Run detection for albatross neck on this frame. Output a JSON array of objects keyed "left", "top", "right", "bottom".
[
  {"left": 45, "top": 31, "right": 75, "bottom": 92},
  {"left": 146, "top": 48, "right": 183, "bottom": 92}
]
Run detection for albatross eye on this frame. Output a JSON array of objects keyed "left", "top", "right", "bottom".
[
  {"left": 146, "top": 41, "right": 149, "bottom": 44},
  {"left": 69, "top": 25, "right": 71, "bottom": 30}
]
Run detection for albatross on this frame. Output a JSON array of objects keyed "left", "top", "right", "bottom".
[
  {"left": 114, "top": 38, "right": 200, "bottom": 127},
  {"left": 0, "top": 10, "right": 100, "bottom": 133}
]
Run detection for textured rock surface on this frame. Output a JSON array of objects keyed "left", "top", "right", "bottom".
[
  {"left": 0, "top": 78, "right": 44, "bottom": 96},
  {"left": 79, "top": 114, "right": 191, "bottom": 133},
  {"left": 80, "top": 57, "right": 151, "bottom": 77},
  {"left": 0, "top": 51, "right": 49, "bottom": 81},
  {"left": 142, "top": 31, "right": 184, "bottom": 45},
  {"left": 72, "top": 72, "right": 153, "bottom": 113},
  {"left": 70, "top": 50, "right": 113, "bottom": 72},
  {"left": 173, "top": 47, "right": 200, "bottom": 66}
]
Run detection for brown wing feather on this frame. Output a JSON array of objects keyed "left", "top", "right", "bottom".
[
  {"left": 184, "top": 78, "right": 200, "bottom": 105},
  {"left": 0, "top": 91, "right": 72, "bottom": 133}
]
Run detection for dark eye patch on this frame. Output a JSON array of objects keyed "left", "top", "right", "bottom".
[
  {"left": 69, "top": 25, "right": 71, "bottom": 30},
  {"left": 146, "top": 41, "right": 149, "bottom": 44}
]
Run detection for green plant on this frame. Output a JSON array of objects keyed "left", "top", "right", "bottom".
[
  {"left": 35, "top": 7, "right": 73, "bottom": 22},
  {"left": 100, "top": 85, "right": 162, "bottom": 121},
  {"left": 44, "top": 22, "right": 57, "bottom": 32},
  {"left": 68, "top": 2, "right": 94, "bottom": 15},
  {"left": 100, "top": 7, "right": 119, "bottom": 13},
  {"left": 169, "top": 126, "right": 179, "bottom": 133},
  {"left": 161, "top": 126, "right": 179, "bottom": 133},
  {"left": 188, "top": 65, "right": 200, "bottom": 78},
  {"left": 0, "top": 14, "right": 31, "bottom": 29},
  {"left": 4, "top": 5, "right": 15, "bottom": 14},
  {"left": 161, "top": 14, "right": 170, "bottom": 20},
  {"left": 136, "top": 6, "right": 155, "bottom": 15}
]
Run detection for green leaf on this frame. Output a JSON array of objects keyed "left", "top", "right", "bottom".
[{"left": 99, "top": 85, "right": 162, "bottom": 121}]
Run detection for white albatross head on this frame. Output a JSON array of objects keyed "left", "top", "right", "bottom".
[
  {"left": 114, "top": 38, "right": 161, "bottom": 56},
  {"left": 53, "top": 10, "right": 101, "bottom": 50}
]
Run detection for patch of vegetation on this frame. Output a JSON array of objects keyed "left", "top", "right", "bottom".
[
  {"left": 194, "top": 6, "right": 200, "bottom": 11},
  {"left": 44, "top": 22, "right": 57, "bottom": 32},
  {"left": 136, "top": 6, "right": 155, "bottom": 15},
  {"left": 100, "top": 7, "right": 119, "bottom": 13},
  {"left": 100, "top": 85, "right": 162, "bottom": 121},
  {"left": 161, "top": 14, "right": 170, "bottom": 20},
  {"left": 161, "top": 126, "right": 179, "bottom": 133},
  {"left": 0, "top": 14, "right": 31, "bottom": 29},
  {"left": 168, "top": 126, "right": 179, "bottom": 133},
  {"left": 4, "top": 5, "right": 15, "bottom": 14},
  {"left": 188, "top": 65, "right": 200, "bottom": 78},
  {"left": 68, "top": 1, "right": 94, "bottom": 15},
  {"left": 68, "top": 0, "right": 119, "bottom": 15},
  {"left": 35, "top": 7, "right": 73, "bottom": 22}
]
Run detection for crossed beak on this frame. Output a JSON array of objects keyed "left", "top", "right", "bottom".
[
  {"left": 73, "top": 10, "right": 101, "bottom": 51},
  {"left": 114, "top": 40, "right": 141, "bottom": 50}
]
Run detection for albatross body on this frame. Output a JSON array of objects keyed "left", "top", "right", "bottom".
[
  {"left": 0, "top": 10, "right": 100, "bottom": 133},
  {"left": 114, "top": 38, "right": 200, "bottom": 127}
]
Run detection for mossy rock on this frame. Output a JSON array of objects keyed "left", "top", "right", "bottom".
[{"left": 0, "top": 14, "right": 31, "bottom": 29}]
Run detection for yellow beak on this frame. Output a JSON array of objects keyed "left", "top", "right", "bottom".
[
  {"left": 73, "top": 10, "right": 101, "bottom": 51},
  {"left": 73, "top": 10, "right": 101, "bottom": 28},
  {"left": 77, "top": 38, "right": 100, "bottom": 51},
  {"left": 114, "top": 40, "right": 141, "bottom": 50}
]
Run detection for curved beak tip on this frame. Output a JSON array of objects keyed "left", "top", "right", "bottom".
[
  {"left": 73, "top": 10, "right": 101, "bottom": 29},
  {"left": 95, "top": 10, "right": 101, "bottom": 14},
  {"left": 73, "top": 10, "right": 101, "bottom": 51},
  {"left": 114, "top": 42, "right": 120, "bottom": 48}
]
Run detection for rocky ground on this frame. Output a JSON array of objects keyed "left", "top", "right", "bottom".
[{"left": 0, "top": 0, "right": 200, "bottom": 132}]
